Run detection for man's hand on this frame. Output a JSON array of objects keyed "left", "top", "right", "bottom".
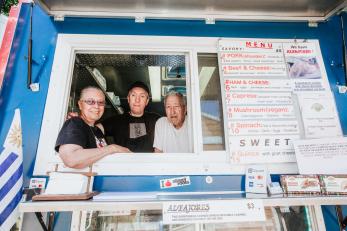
[
  {"left": 67, "top": 112, "right": 79, "bottom": 119},
  {"left": 108, "top": 144, "right": 132, "bottom": 153},
  {"left": 154, "top": 147, "right": 163, "bottom": 153}
]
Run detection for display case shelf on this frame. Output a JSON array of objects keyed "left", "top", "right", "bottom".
[{"left": 19, "top": 194, "right": 347, "bottom": 212}]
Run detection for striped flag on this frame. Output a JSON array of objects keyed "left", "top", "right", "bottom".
[{"left": 0, "top": 109, "right": 23, "bottom": 231}]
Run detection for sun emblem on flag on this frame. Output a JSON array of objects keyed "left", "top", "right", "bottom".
[{"left": 8, "top": 124, "right": 22, "bottom": 148}]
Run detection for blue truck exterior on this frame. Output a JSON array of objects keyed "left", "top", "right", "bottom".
[{"left": 1, "top": 3, "right": 347, "bottom": 230}]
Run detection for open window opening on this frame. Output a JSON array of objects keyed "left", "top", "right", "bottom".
[
  {"left": 68, "top": 53, "right": 192, "bottom": 153},
  {"left": 197, "top": 53, "right": 225, "bottom": 151}
]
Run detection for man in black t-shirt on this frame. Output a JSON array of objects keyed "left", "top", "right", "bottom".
[{"left": 101, "top": 81, "right": 160, "bottom": 152}]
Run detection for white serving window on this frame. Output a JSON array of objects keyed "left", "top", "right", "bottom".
[
  {"left": 34, "top": 35, "right": 235, "bottom": 176},
  {"left": 34, "top": 35, "right": 341, "bottom": 176}
]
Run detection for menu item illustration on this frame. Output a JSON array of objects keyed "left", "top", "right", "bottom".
[
  {"left": 286, "top": 57, "right": 321, "bottom": 79},
  {"left": 300, "top": 179, "right": 319, "bottom": 189},
  {"left": 310, "top": 103, "right": 324, "bottom": 112}
]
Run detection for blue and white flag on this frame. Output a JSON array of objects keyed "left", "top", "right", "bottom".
[{"left": 0, "top": 109, "right": 23, "bottom": 231}]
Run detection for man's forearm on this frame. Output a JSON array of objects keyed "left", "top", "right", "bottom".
[{"left": 59, "top": 144, "right": 125, "bottom": 169}]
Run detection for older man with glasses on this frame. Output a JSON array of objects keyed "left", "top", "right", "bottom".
[{"left": 55, "top": 86, "right": 131, "bottom": 169}]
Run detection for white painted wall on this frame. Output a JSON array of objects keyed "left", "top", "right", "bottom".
[{"left": 0, "top": 14, "right": 8, "bottom": 46}]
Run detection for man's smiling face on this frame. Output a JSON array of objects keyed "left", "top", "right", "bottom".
[{"left": 127, "top": 87, "right": 149, "bottom": 117}]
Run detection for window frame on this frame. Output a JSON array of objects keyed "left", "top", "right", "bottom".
[{"left": 33, "top": 34, "right": 298, "bottom": 175}]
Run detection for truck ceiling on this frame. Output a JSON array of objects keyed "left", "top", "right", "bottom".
[{"left": 34, "top": 0, "right": 347, "bottom": 22}]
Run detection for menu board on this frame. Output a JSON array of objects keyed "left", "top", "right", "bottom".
[
  {"left": 218, "top": 39, "right": 342, "bottom": 164},
  {"left": 293, "top": 137, "right": 347, "bottom": 174}
]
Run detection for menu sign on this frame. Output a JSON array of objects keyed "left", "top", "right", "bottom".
[
  {"left": 162, "top": 200, "right": 265, "bottom": 224},
  {"left": 219, "top": 39, "right": 342, "bottom": 164},
  {"left": 225, "top": 78, "right": 292, "bottom": 91},
  {"left": 293, "top": 137, "right": 347, "bottom": 174},
  {"left": 282, "top": 43, "right": 342, "bottom": 138},
  {"left": 297, "top": 93, "right": 342, "bottom": 138},
  {"left": 227, "top": 92, "right": 293, "bottom": 105}
]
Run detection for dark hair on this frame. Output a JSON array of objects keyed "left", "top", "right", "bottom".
[{"left": 128, "top": 81, "right": 150, "bottom": 96}]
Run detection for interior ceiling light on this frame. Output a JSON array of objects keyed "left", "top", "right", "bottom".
[
  {"left": 148, "top": 66, "right": 161, "bottom": 102},
  {"left": 205, "top": 18, "right": 215, "bottom": 24},
  {"left": 199, "top": 66, "right": 216, "bottom": 95},
  {"left": 135, "top": 16, "right": 145, "bottom": 23}
]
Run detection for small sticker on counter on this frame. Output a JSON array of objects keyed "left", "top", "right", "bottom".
[
  {"left": 29, "top": 178, "right": 47, "bottom": 189},
  {"left": 160, "top": 176, "right": 191, "bottom": 189}
]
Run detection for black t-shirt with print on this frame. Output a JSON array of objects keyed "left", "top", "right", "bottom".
[
  {"left": 102, "top": 112, "right": 160, "bottom": 152},
  {"left": 55, "top": 117, "right": 106, "bottom": 152}
]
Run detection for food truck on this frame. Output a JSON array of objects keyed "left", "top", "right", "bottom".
[{"left": 1, "top": 0, "right": 347, "bottom": 230}]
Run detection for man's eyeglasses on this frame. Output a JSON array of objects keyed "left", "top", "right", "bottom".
[{"left": 81, "top": 99, "right": 106, "bottom": 106}]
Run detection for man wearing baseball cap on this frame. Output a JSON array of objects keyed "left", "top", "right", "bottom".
[{"left": 101, "top": 81, "right": 161, "bottom": 152}]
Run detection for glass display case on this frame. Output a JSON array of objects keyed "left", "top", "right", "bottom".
[
  {"left": 83, "top": 206, "right": 317, "bottom": 231},
  {"left": 20, "top": 194, "right": 347, "bottom": 231}
]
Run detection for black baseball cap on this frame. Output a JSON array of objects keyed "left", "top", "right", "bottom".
[{"left": 128, "top": 81, "right": 150, "bottom": 95}]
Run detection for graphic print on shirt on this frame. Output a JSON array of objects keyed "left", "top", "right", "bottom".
[{"left": 129, "top": 123, "right": 147, "bottom": 138}]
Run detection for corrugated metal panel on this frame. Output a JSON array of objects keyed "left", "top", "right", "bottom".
[
  {"left": 34, "top": 0, "right": 347, "bottom": 22},
  {"left": 76, "top": 54, "right": 185, "bottom": 67}
]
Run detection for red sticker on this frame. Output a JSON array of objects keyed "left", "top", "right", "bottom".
[{"left": 165, "top": 181, "right": 172, "bottom": 187}]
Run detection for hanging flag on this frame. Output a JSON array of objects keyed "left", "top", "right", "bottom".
[{"left": 0, "top": 109, "right": 23, "bottom": 231}]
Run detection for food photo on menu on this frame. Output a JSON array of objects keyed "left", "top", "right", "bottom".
[{"left": 286, "top": 57, "right": 321, "bottom": 79}]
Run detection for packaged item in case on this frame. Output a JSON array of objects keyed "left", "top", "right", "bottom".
[
  {"left": 280, "top": 175, "right": 321, "bottom": 195},
  {"left": 319, "top": 175, "right": 347, "bottom": 195},
  {"left": 106, "top": 92, "right": 121, "bottom": 106},
  {"left": 91, "top": 67, "right": 107, "bottom": 91}
]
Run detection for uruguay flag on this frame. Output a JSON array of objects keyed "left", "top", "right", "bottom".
[{"left": 0, "top": 109, "right": 23, "bottom": 231}]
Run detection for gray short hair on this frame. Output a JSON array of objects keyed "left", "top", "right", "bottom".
[
  {"left": 164, "top": 91, "right": 186, "bottom": 107},
  {"left": 79, "top": 86, "right": 104, "bottom": 100}
]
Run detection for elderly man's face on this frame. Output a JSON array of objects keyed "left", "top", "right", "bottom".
[
  {"left": 78, "top": 88, "right": 105, "bottom": 125},
  {"left": 127, "top": 87, "right": 149, "bottom": 117},
  {"left": 165, "top": 95, "right": 186, "bottom": 129}
]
